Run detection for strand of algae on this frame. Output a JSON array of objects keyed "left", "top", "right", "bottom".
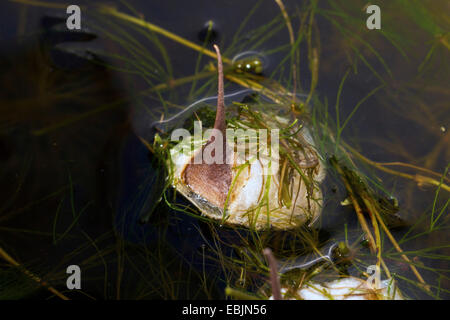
[
  {"left": 10, "top": 0, "right": 67, "bottom": 9},
  {"left": 344, "top": 143, "right": 450, "bottom": 193},
  {"left": 98, "top": 6, "right": 231, "bottom": 64},
  {"left": 365, "top": 198, "right": 431, "bottom": 293},
  {"left": 331, "top": 158, "right": 377, "bottom": 254},
  {"left": 331, "top": 158, "right": 430, "bottom": 293},
  {"left": 0, "top": 246, "right": 69, "bottom": 300},
  {"left": 100, "top": 6, "right": 301, "bottom": 107},
  {"left": 225, "top": 287, "right": 261, "bottom": 300},
  {"left": 274, "top": 0, "right": 298, "bottom": 102}
]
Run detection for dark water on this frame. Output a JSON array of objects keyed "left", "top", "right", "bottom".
[{"left": 0, "top": 0, "right": 448, "bottom": 300}]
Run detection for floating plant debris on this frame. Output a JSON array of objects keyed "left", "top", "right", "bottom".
[
  {"left": 263, "top": 246, "right": 403, "bottom": 300},
  {"left": 271, "top": 277, "right": 403, "bottom": 300},
  {"left": 169, "top": 45, "right": 325, "bottom": 230}
]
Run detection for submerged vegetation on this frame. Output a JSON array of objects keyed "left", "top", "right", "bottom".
[{"left": 1, "top": 0, "right": 449, "bottom": 300}]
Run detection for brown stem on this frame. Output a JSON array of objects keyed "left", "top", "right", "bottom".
[
  {"left": 345, "top": 143, "right": 450, "bottom": 192},
  {"left": 263, "top": 248, "right": 282, "bottom": 300},
  {"left": 369, "top": 202, "right": 431, "bottom": 292},
  {"left": 212, "top": 44, "right": 226, "bottom": 135},
  {"left": 182, "top": 45, "right": 232, "bottom": 208}
]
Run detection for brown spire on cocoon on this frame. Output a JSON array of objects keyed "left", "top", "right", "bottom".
[
  {"left": 182, "top": 45, "right": 232, "bottom": 208},
  {"left": 212, "top": 44, "right": 226, "bottom": 135}
]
